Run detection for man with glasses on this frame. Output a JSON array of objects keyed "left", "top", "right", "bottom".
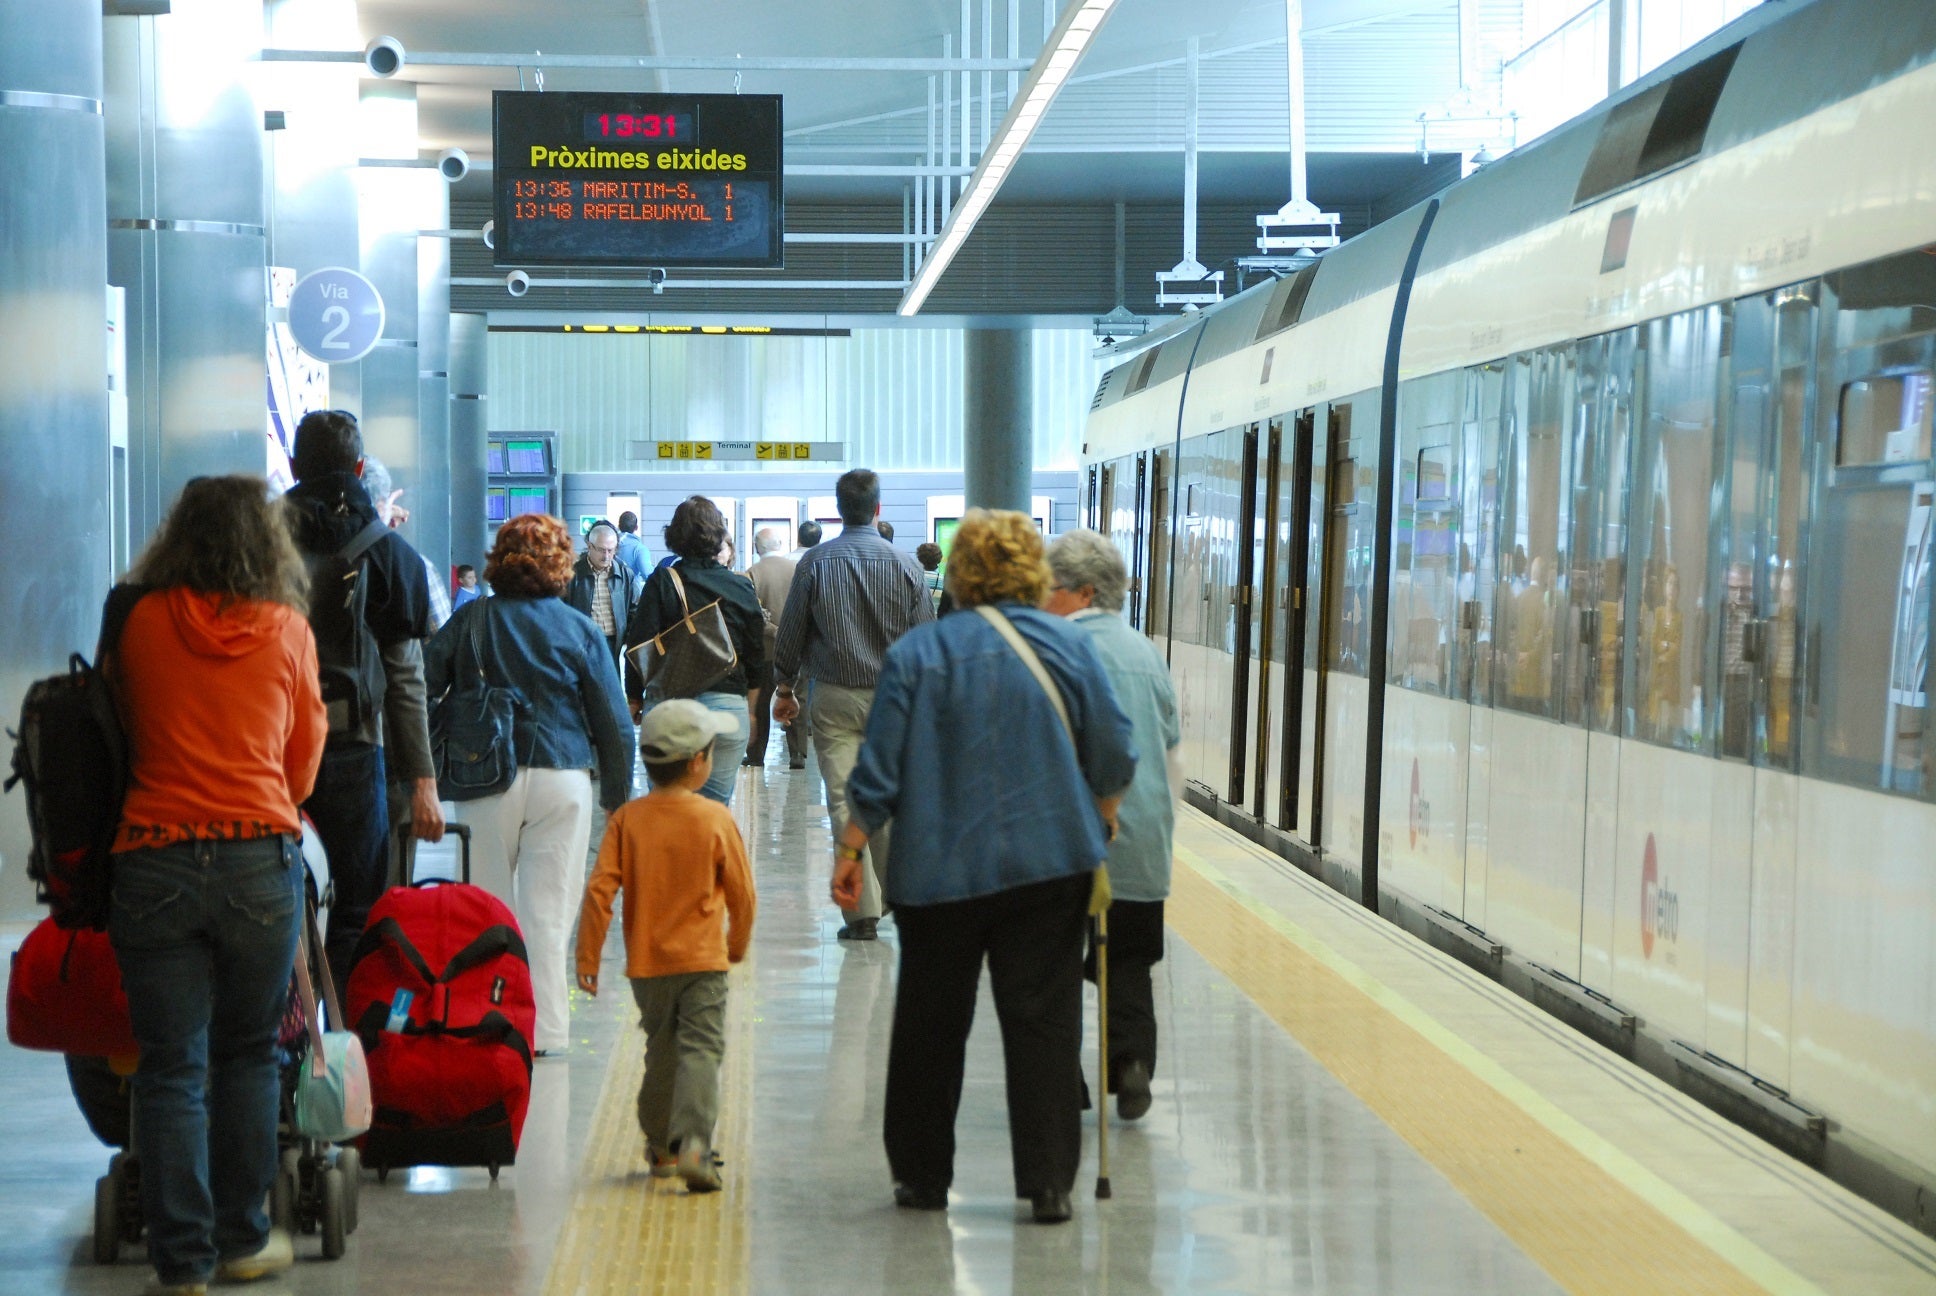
[{"left": 568, "top": 519, "right": 646, "bottom": 683}]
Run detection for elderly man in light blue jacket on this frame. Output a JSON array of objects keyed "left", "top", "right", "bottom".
[{"left": 1045, "top": 528, "right": 1183, "bottom": 1122}]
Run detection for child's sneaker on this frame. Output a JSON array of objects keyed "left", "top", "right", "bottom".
[
  {"left": 647, "top": 1143, "right": 678, "bottom": 1178},
  {"left": 678, "top": 1136, "right": 721, "bottom": 1193}
]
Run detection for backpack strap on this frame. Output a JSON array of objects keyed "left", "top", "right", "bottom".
[
  {"left": 93, "top": 583, "right": 150, "bottom": 665},
  {"left": 338, "top": 518, "right": 390, "bottom": 566}
]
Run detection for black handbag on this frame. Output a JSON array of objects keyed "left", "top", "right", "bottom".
[
  {"left": 628, "top": 567, "right": 739, "bottom": 701},
  {"left": 431, "top": 601, "right": 523, "bottom": 802}
]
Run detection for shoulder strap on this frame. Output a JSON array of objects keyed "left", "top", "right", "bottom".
[
  {"left": 337, "top": 518, "right": 389, "bottom": 566},
  {"left": 667, "top": 566, "right": 695, "bottom": 620},
  {"left": 974, "top": 607, "right": 1072, "bottom": 744},
  {"left": 94, "top": 583, "right": 149, "bottom": 663}
]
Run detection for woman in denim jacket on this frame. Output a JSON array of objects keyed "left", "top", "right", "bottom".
[{"left": 425, "top": 514, "right": 634, "bottom": 1056}]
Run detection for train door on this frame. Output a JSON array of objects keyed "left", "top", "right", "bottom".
[
  {"left": 1249, "top": 418, "right": 1288, "bottom": 821},
  {"left": 1086, "top": 464, "right": 1103, "bottom": 530},
  {"left": 1568, "top": 329, "right": 1638, "bottom": 989},
  {"left": 1183, "top": 428, "right": 1245, "bottom": 797},
  {"left": 1147, "top": 448, "right": 1173, "bottom": 654},
  {"left": 1126, "top": 452, "right": 1149, "bottom": 629},
  {"left": 1459, "top": 364, "right": 1505, "bottom": 928},
  {"left": 1484, "top": 346, "right": 1587, "bottom": 977},
  {"left": 1316, "top": 400, "right": 1374, "bottom": 863},
  {"left": 1279, "top": 411, "right": 1322, "bottom": 837},
  {"left": 1708, "top": 286, "right": 1814, "bottom": 1077},
  {"left": 1227, "top": 426, "right": 1262, "bottom": 804}
]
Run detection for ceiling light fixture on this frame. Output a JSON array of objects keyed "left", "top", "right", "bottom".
[{"left": 896, "top": 0, "right": 1121, "bottom": 317}]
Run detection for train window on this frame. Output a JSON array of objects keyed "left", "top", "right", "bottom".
[
  {"left": 1324, "top": 400, "right": 1375, "bottom": 676},
  {"left": 1459, "top": 362, "right": 1507, "bottom": 706},
  {"left": 1574, "top": 43, "right": 1741, "bottom": 207},
  {"left": 1630, "top": 305, "right": 1726, "bottom": 752},
  {"left": 1147, "top": 449, "right": 1173, "bottom": 642},
  {"left": 1496, "top": 348, "right": 1574, "bottom": 720},
  {"left": 1392, "top": 373, "right": 1459, "bottom": 695},
  {"left": 1125, "top": 347, "right": 1161, "bottom": 395},
  {"left": 1567, "top": 329, "right": 1639, "bottom": 734},
  {"left": 1253, "top": 263, "right": 1320, "bottom": 343},
  {"left": 1838, "top": 372, "right": 1933, "bottom": 468}
]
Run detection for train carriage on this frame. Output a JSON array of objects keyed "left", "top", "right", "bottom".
[{"left": 1083, "top": 0, "right": 1936, "bottom": 1226}]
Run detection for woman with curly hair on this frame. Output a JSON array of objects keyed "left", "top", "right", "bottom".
[
  {"left": 425, "top": 513, "right": 634, "bottom": 1056},
  {"left": 110, "top": 475, "right": 327, "bottom": 1291},
  {"left": 834, "top": 508, "right": 1136, "bottom": 1225},
  {"left": 621, "top": 496, "right": 768, "bottom": 805}
]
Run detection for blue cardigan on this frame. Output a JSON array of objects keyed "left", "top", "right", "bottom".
[{"left": 845, "top": 603, "right": 1137, "bottom": 907}]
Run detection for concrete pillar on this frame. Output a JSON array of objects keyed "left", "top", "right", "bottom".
[
  {"left": 105, "top": 0, "right": 268, "bottom": 547},
  {"left": 449, "top": 313, "right": 489, "bottom": 575},
  {"left": 963, "top": 327, "right": 1032, "bottom": 513},
  {"left": 0, "top": 5, "right": 111, "bottom": 916}
]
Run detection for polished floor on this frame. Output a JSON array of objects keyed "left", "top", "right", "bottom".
[{"left": 4, "top": 751, "right": 1934, "bottom": 1294}]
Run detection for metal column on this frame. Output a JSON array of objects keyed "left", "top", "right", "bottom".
[
  {"left": 964, "top": 328, "right": 1032, "bottom": 514},
  {"left": 0, "top": 4, "right": 111, "bottom": 917},
  {"left": 448, "top": 312, "right": 488, "bottom": 576}
]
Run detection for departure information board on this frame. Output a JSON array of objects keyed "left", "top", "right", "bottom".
[{"left": 493, "top": 91, "right": 783, "bottom": 269}]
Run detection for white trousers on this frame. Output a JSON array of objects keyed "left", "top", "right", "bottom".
[{"left": 463, "top": 767, "right": 594, "bottom": 1054}]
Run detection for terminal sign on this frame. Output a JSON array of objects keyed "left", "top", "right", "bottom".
[
  {"left": 640, "top": 441, "right": 842, "bottom": 463},
  {"left": 493, "top": 91, "right": 783, "bottom": 269},
  {"left": 288, "top": 267, "right": 385, "bottom": 364}
]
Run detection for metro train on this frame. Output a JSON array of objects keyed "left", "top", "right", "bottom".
[{"left": 1081, "top": 0, "right": 1936, "bottom": 1222}]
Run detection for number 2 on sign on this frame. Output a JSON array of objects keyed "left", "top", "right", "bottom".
[{"left": 320, "top": 305, "right": 350, "bottom": 350}]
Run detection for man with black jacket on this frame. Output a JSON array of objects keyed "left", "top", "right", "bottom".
[
  {"left": 566, "top": 521, "right": 645, "bottom": 685},
  {"left": 284, "top": 410, "right": 445, "bottom": 990}
]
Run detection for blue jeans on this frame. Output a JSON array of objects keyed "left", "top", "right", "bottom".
[
  {"left": 647, "top": 692, "right": 747, "bottom": 805},
  {"left": 304, "top": 741, "right": 389, "bottom": 991},
  {"left": 110, "top": 836, "right": 302, "bottom": 1285}
]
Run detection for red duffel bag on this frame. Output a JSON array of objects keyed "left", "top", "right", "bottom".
[{"left": 7, "top": 916, "right": 139, "bottom": 1056}]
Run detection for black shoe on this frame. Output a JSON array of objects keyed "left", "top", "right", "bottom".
[
  {"left": 894, "top": 1182, "right": 947, "bottom": 1211},
  {"left": 836, "top": 918, "right": 878, "bottom": 942},
  {"left": 1030, "top": 1190, "right": 1072, "bottom": 1224},
  {"left": 740, "top": 757, "right": 760, "bottom": 767},
  {"left": 788, "top": 759, "right": 806, "bottom": 770},
  {"left": 1116, "top": 1061, "right": 1152, "bottom": 1121}
]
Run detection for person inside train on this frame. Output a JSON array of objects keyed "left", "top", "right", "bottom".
[
  {"left": 1045, "top": 528, "right": 1181, "bottom": 1122},
  {"left": 623, "top": 495, "right": 768, "bottom": 806},
  {"left": 424, "top": 513, "right": 635, "bottom": 1057},
  {"left": 833, "top": 508, "right": 1135, "bottom": 1223},
  {"left": 109, "top": 475, "right": 327, "bottom": 1292},
  {"left": 1507, "top": 554, "right": 1555, "bottom": 709}
]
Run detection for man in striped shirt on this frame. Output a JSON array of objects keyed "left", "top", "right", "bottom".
[{"left": 773, "top": 469, "right": 935, "bottom": 941}]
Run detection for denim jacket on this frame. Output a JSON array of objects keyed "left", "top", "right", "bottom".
[
  {"left": 845, "top": 603, "right": 1137, "bottom": 907},
  {"left": 425, "top": 595, "right": 636, "bottom": 810}
]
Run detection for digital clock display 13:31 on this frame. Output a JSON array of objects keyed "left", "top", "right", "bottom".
[{"left": 583, "top": 111, "right": 694, "bottom": 142}]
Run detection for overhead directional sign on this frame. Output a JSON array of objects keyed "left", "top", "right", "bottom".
[
  {"left": 632, "top": 440, "right": 845, "bottom": 462},
  {"left": 288, "top": 267, "right": 385, "bottom": 364}
]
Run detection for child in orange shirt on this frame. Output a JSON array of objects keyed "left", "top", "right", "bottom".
[{"left": 576, "top": 700, "right": 757, "bottom": 1193}]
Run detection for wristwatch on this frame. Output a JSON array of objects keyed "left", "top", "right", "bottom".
[{"left": 835, "top": 843, "right": 864, "bottom": 863}]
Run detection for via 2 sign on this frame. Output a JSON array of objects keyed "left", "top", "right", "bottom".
[{"left": 289, "top": 267, "right": 386, "bottom": 364}]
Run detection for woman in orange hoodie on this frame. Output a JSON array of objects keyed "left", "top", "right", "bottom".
[{"left": 109, "top": 476, "right": 327, "bottom": 1295}]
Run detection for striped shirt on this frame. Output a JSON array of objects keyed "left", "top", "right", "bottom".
[{"left": 774, "top": 524, "right": 935, "bottom": 690}]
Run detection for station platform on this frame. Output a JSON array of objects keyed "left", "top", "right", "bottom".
[{"left": 5, "top": 756, "right": 1934, "bottom": 1295}]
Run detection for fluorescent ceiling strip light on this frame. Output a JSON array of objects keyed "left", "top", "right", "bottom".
[{"left": 897, "top": 0, "right": 1121, "bottom": 316}]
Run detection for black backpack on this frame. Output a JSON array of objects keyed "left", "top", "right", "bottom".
[
  {"left": 305, "top": 519, "right": 390, "bottom": 738},
  {"left": 4, "top": 585, "right": 147, "bottom": 930}
]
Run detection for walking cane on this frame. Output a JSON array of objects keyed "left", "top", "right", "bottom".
[
  {"left": 1095, "top": 905, "right": 1113, "bottom": 1200},
  {"left": 1089, "top": 863, "right": 1114, "bottom": 1200}
]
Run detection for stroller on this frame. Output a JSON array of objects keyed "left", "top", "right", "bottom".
[{"left": 78, "top": 845, "right": 359, "bottom": 1263}]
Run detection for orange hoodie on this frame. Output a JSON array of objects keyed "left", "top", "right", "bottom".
[
  {"left": 577, "top": 788, "right": 756, "bottom": 981},
  {"left": 113, "top": 589, "right": 327, "bottom": 851}
]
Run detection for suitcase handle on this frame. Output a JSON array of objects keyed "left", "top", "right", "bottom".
[{"left": 393, "top": 819, "right": 471, "bottom": 886}]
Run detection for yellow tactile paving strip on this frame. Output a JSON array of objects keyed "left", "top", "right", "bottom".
[
  {"left": 541, "top": 774, "right": 757, "bottom": 1296},
  {"left": 1166, "top": 843, "right": 1812, "bottom": 1296}
]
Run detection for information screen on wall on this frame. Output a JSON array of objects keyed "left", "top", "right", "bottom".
[{"left": 493, "top": 91, "right": 783, "bottom": 269}]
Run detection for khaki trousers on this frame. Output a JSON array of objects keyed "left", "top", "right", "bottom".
[{"left": 808, "top": 681, "right": 892, "bottom": 920}]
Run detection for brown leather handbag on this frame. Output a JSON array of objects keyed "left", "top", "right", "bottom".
[{"left": 628, "top": 567, "right": 738, "bottom": 700}]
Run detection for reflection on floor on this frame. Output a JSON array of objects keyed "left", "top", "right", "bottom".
[{"left": 6, "top": 744, "right": 1931, "bottom": 1294}]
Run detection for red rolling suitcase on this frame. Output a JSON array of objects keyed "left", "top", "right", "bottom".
[{"left": 344, "top": 824, "right": 535, "bottom": 1180}]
